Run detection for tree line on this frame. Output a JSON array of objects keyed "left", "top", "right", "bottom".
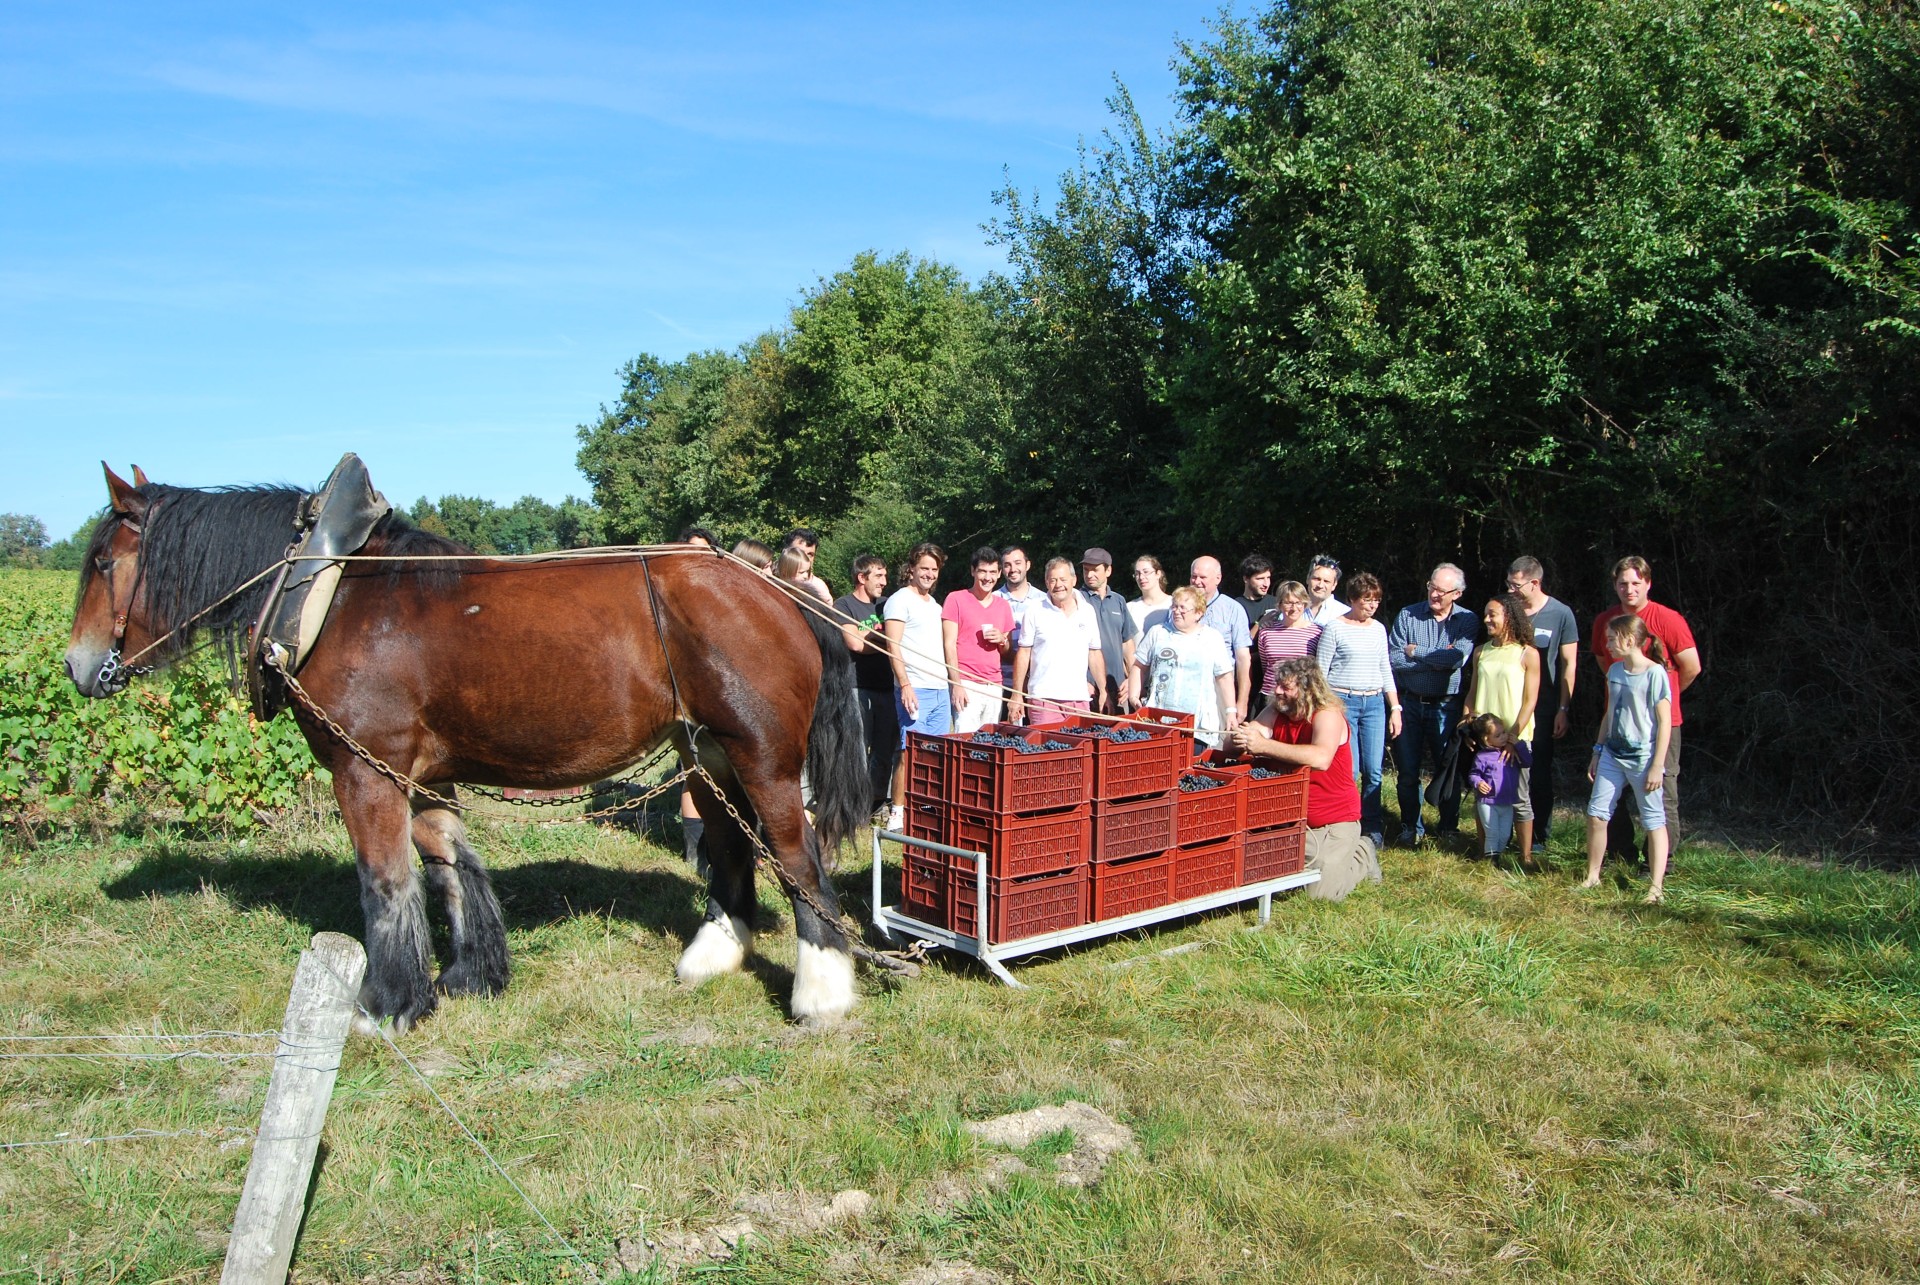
[
  {"left": 576, "top": 0, "right": 1919, "bottom": 845},
  {"left": 3, "top": 493, "right": 605, "bottom": 572}
]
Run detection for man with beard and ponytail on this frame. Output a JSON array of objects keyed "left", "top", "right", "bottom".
[{"left": 1226, "top": 656, "right": 1383, "bottom": 902}]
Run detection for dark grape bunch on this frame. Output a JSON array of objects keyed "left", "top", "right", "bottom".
[
  {"left": 967, "top": 731, "right": 1074, "bottom": 756},
  {"left": 1073, "top": 724, "right": 1153, "bottom": 743},
  {"left": 1249, "top": 766, "right": 1290, "bottom": 779},
  {"left": 1177, "top": 773, "right": 1227, "bottom": 793}
]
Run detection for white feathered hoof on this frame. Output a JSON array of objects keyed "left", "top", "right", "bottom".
[
  {"left": 790, "top": 939, "right": 857, "bottom": 1026},
  {"left": 676, "top": 915, "right": 753, "bottom": 986}
]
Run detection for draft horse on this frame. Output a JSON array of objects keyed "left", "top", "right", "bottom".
[{"left": 65, "top": 465, "right": 869, "bottom": 1029}]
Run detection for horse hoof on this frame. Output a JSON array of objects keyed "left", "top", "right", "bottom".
[
  {"left": 677, "top": 915, "right": 753, "bottom": 985},
  {"left": 436, "top": 962, "right": 507, "bottom": 998},
  {"left": 790, "top": 940, "right": 857, "bottom": 1025}
]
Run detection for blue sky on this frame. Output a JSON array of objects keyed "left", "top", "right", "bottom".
[{"left": 2, "top": 2, "right": 1233, "bottom": 541}]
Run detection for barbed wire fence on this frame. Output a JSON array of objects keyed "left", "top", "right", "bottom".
[{"left": 0, "top": 937, "right": 595, "bottom": 1282}]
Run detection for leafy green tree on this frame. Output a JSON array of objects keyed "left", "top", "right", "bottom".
[
  {"left": 404, "top": 495, "right": 587, "bottom": 554},
  {"left": 41, "top": 514, "right": 100, "bottom": 572},
  {"left": 1171, "top": 0, "right": 1846, "bottom": 559},
  {"left": 576, "top": 346, "right": 783, "bottom": 543},
  {"left": 0, "top": 514, "right": 48, "bottom": 567},
  {"left": 988, "top": 86, "right": 1192, "bottom": 556}
]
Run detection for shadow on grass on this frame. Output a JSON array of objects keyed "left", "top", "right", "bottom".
[{"left": 100, "top": 846, "right": 710, "bottom": 942}]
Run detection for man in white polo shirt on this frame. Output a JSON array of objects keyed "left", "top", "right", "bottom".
[{"left": 1008, "top": 557, "right": 1106, "bottom": 728}]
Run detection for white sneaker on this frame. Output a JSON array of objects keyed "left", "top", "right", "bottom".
[{"left": 886, "top": 805, "right": 905, "bottom": 832}]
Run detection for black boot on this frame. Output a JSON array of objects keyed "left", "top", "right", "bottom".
[{"left": 682, "top": 816, "right": 709, "bottom": 879}]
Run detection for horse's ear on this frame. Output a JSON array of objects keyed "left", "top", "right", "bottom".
[
  {"left": 103, "top": 463, "right": 148, "bottom": 520},
  {"left": 132, "top": 465, "right": 150, "bottom": 488}
]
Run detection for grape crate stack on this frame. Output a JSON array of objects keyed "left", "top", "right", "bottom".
[{"left": 896, "top": 709, "right": 1310, "bottom": 944}]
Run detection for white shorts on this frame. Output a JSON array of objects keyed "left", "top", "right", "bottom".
[{"left": 949, "top": 678, "right": 1005, "bottom": 734}]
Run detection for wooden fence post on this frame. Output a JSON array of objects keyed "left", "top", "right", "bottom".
[{"left": 221, "top": 931, "right": 367, "bottom": 1285}]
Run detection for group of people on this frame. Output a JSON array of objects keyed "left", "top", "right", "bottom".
[{"left": 684, "top": 527, "right": 1701, "bottom": 906}]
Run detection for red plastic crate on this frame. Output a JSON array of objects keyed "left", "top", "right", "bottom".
[
  {"left": 948, "top": 862, "right": 1087, "bottom": 944},
  {"left": 1090, "top": 850, "right": 1174, "bottom": 920},
  {"left": 903, "top": 798, "right": 946, "bottom": 845},
  {"left": 1056, "top": 720, "right": 1186, "bottom": 800},
  {"left": 1244, "top": 766, "right": 1310, "bottom": 830},
  {"left": 1242, "top": 822, "right": 1307, "bottom": 883},
  {"left": 1174, "top": 765, "right": 1246, "bottom": 847},
  {"left": 949, "top": 725, "right": 1092, "bottom": 814},
  {"left": 1197, "top": 753, "right": 1310, "bottom": 831},
  {"left": 1136, "top": 706, "right": 1198, "bottom": 736},
  {"left": 949, "top": 805, "right": 1090, "bottom": 879},
  {"left": 904, "top": 731, "right": 952, "bottom": 804},
  {"left": 1093, "top": 793, "right": 1177, "bottom": 862},
  {"left": 1173, "top": 834, "right": 1244, "bottom": 901},
  {"left": 900, "top": 850, "right": 949, "bottom": 926}
]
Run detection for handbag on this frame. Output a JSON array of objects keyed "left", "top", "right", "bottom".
[{"left": 1424, "top": 720, "right": 1475, "bottom": 809}]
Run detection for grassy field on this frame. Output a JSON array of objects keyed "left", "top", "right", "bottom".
[{"left": 2, "top": 800, "right": 1916, "bottom": 1283}]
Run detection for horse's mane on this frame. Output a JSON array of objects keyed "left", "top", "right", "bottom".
[
  {"left": 77, "top": 483, "right": 474, "bottom": 660},
  {"left": 359, "top": 513, "right": 474, "bottom": 594}
]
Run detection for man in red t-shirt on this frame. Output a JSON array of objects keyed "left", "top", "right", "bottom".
[
  {"left": 1590, "top": 556, "right": 1702, "bottom": 858},
  {"left": 942, "top": 546, "right": 1015, "bottom": 734},
  {"left": 1227, "top": 656, "right": 1382, "bottom": 901}
]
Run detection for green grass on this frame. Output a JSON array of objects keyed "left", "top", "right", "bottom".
[{"left": 2, "top": 804, "right": 1916, "bottom": 1283}]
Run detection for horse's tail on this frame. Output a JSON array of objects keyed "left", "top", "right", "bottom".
[{"left": 802, "top": 603, "right": 868, "bottom": 858}]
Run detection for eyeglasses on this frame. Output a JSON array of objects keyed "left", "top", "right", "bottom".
[
  {"left": 1427, "top": 584, "right": 1462, "bottom": 597},
  {"left": 1311, "top": 557, "right": 1340, "bottom": 572}
]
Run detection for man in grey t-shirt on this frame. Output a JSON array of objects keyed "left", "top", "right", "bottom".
[{"left": 1508, "top": 556, "right": 1578, "bottom": 844}]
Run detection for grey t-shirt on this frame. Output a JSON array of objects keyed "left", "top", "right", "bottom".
[
  {"left": 1604, "top": 662, "right": 1671, "bottom": 771},
  {"left": 1527, "top": 596, "right": 1579, "bottom": 687}
]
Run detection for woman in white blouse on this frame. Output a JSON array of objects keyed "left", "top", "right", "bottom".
[{"left": 1313, "top": 572, "right": 1400, "bottom": 848}]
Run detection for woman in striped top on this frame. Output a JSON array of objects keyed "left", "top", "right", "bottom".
[
  {"left": 1257, "top": 580, "right": 1323, "bottom": 695},
  {"left": 1313, "top": 572, "right": 1401, "bottom": 846}
]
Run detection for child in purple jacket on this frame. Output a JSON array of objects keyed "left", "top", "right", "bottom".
[{"left": 1468, "top": 713, "right": 1533, "bottom": 862}]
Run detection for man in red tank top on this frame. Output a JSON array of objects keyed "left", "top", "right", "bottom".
[{"left": 1226, "top": 656, "right": 1382, "bottom": 901}]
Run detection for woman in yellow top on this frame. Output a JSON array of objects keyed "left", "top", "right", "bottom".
[{"left": 1464, "top": 592, "right": 1541, "bottom": 869}]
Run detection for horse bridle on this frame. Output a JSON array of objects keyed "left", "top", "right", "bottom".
[{"left": 93, "top": 510, "right": 157, "bottom": 691}]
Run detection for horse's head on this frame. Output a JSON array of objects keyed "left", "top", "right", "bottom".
[{"left": 67, "top": 463, "right": 159, "bottom": 698}]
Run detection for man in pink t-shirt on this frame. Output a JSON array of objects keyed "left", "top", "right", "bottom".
[
  {"left": 942, "top": 546, "right": 1015, "bottom": 734},
  {"left": 1590, "top": 555, "right": 1701, "bottom": 857}
]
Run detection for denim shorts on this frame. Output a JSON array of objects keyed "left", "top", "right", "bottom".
[
  {"left": 897, "top": 686, "right": 952, "bottom": 747},
  {"left": 1586, "top": 746, "right": 1665, "bottom": 831}
]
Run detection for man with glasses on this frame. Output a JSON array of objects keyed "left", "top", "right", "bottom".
[
  {"left": 1506, "top": 557, "right": 1579, "bottom": 844},
  {"left": 1305, "top": 555, "right": 1349, "bottom": 626},
  {"left": 1389, "top": 563, "right": 1479, "bottom": 845}
]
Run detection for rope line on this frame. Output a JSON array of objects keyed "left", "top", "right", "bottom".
[
  {"left": 0, "top": 1030, "right": 282, "bottom": 1041},
  {"left": 0, "top": 1126, "right": 239, "bottom": 1152},
  {"left": 121, "top": 536, "right": 1152, "bottom": 726}
]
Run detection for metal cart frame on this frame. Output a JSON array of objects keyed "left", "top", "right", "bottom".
[{"left": 869, "top": 829, "right": 1320, "bottom": 986}]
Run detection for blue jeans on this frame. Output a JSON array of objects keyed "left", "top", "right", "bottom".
[
  {"left": 1395, "top": 693, "right": 1463, "bottom": 836},
  {"left": 1338, "top": 690, "right": 1388, "bottom": 838},
  {"left": 1477, "top": 801, "right": 1516, "bottom": 855}
]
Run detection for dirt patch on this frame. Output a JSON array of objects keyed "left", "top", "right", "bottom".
[
  {"left": 899, "top": 1265, "right": 1010, "bottom": 1285},
  {"left": 964, "top": 1100, "right": 1136, "bottom": 1188},
  {"left": 734, "top": 1187, "right": 875, "bottom": 1236},
  {"left": 511, "top": 1055, "right": 592, "bottom": 1092},
  {"left": 638, "top": 1021, "right": 722, "bottom": 1048},
  {"left": 604, "top": 1188, "right": 871, "bottom": 1279}
]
